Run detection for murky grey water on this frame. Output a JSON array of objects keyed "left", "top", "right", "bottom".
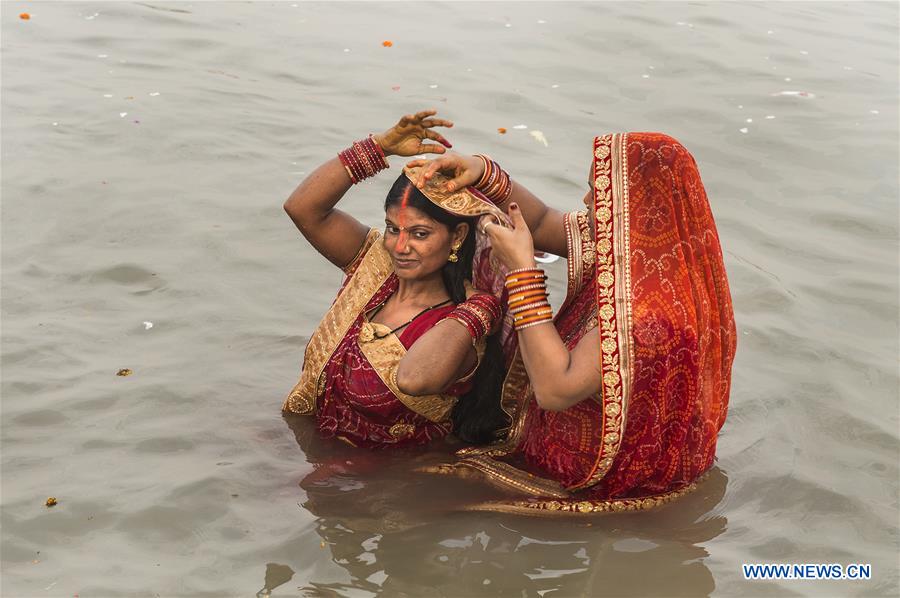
[{"left": 2, "top": 2, "right": 898, "bottom": 596}]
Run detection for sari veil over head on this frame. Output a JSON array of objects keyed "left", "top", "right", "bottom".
[{"left": 449, "top": 132, "right": 737, "bottom": 513}]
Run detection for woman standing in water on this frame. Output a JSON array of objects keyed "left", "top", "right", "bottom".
[
  {"left": 282, "top": 110, "right": 509, "bottom": 448},
  {"left": 410, "top": 132, "right": 737, "bottom": 512}
]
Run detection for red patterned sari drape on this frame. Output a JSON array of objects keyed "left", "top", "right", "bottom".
[{"left": 453, "top": 132, "right": 737, "bottom": 513}]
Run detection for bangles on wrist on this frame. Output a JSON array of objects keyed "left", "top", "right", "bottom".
[
  {"left": 505, "top": 267, "right": 552, "bottom": 330},
  {"left": 338, "top": 136, "right": 389, "bottom": 184},
  {"left": 441, "top": 294, "right": 502, "bottom": 344},
  {"left": 473, "top": 154, "right": 513, "bottom": 206}
]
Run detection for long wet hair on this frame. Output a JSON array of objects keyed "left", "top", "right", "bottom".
[{"left": 384, "top": 174, "right": 508, "bottom": 444}]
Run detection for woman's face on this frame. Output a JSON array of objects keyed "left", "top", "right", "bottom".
[{"left": 383, "top": 205, "right": 467, "bottom": 281}]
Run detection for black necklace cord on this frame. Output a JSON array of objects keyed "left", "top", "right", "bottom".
[{"left": 370, "top": 298, "right": 453, "bottom": 339}]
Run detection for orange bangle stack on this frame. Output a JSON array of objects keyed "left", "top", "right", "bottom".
[
  {"left": 473, "top": 154, "right": 513, "bottom": 207},
  {"left": 505, "top": 267, "right": 552, "bottom": 331}
]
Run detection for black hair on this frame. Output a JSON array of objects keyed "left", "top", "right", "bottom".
[{"left": 384, "top": 174, "right": 509, "bottom": 444}]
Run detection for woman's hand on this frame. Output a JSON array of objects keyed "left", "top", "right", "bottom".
[
  {"left": 479, "top": 203, "right": 536, "bottom": 270},
  {"left": 373, "top": 109, "right": 453, "bottom": 157},
  {"left": 406, "top": 152, "right": 485, "bottom": 193}
]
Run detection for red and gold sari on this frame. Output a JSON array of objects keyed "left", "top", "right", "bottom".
[
  {"left": 443, "top": 132, "right": 737, "bottom": 513},
  {"left": 282, "top": 169, "right": 509, "bottom": 449}
]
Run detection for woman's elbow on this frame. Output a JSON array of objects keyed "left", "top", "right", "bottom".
[
  {"left": 396, "top": 365, "right": 432, "bottom": 396},
  {"left": 533, "top": 391, "right": 567, "bottom": 411}
]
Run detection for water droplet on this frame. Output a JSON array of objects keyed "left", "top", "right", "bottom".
[
  {"left": 739, "top": 128, "right": 748, "bottom": 134},
  {"left": 512, "top": 124, "right": 528, "bottom": 130},
  {"left": 429, "top": 84, "right": 438, "bottom": 89},
  {"left": 746, "top": 118, "right": 753, "bottom": 123},
  {"left": 551, "top": 84, "right": 559, "bottom": 88},
  {"left": 765, "top": 115, "right": 775, "bottom": 119},
  {"left": 119, "top": 112, "right": 127, "bottom": 118}
]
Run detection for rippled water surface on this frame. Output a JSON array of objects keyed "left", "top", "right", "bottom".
[{"left": 2, "top": 2, "right": 898, "bottom": 596}]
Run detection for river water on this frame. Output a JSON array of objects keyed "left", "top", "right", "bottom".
[{"left": 2, "top": 2, "right": 898, "bottom": 596}]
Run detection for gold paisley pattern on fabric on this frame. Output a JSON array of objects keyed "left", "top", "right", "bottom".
[
  {"left": 282, "top": 230, "right": 393, "bottom": 414},
  {"left": 389, "top": 423, "right": 416, "bottom": 438},
  {"left": 340, "top": 228, "right": 381, "bottom": 276},
  {"left": 437, "top": 455, "right": 569, "bottom": 498},
  {"left": 464, "top": 473, "right": 707, "bottom": 516},
  {"left": 357, "top": 326, "right": 458, "bottom": 423},
  {"left": 403, "top": 165, "right": 509, "bottom": 224},
  {"left": 566, "top": 133, "right": 631, "bottom": 491}
]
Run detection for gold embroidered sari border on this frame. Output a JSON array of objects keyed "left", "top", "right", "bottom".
[
  {"left": 568, "top": 133, "right": 627, "bottom": 491},
  {"left": 282, "top": 232, "right": 393, "bottom": 414},
  {"left": 464, "top": 472, "right": 708, "bottom": 516}
]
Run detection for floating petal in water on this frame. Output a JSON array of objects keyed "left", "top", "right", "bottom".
[
  {"left": 19, "top": 12, "right": 30, "bottom": 20},
  {"left": 144, "top": 321, "right": 153, "bottom": 330},
  {"left": 497, "top": 127, "right": 507, "bottom": 134},
  {"left": 382, "top": 40, "right": 393, "bottom": 47},
  {"left": 512, "top": 124, "right": 528, "bottom": 130},
  {"left": 119, "top": 112, "right": 127, "bottom": 118},
  {"left": 116, "top": 368, "right": 133, "bottom": 376},
  {"left": 771, "top": 90, "right": 815, "bottom": 98},
  {"left": 530, "top": 130, "right": 549, "bottom": 147},
  {"left": 739, "top": 128, "right": 749, "bottom": 134}
]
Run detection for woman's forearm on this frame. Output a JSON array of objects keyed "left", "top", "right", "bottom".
[
  {"left": 283, "top": 156, "right": 371, "bottom": 269},
  {"left": 501, "top": 181, "right": 568, "bottom": 257},
  {"left": 283, "top": 157, "right": 353, "bottom": 229},
  {"left": 396, "top": 320, "right": 477, "bottom": 395}
]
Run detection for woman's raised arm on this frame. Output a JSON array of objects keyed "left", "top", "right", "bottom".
[
  {"left": 283, "top": 110, "right": 454, "bottom": 269},
  {"left": 481, "top": 205, "right": 602, "bottom": 411}
]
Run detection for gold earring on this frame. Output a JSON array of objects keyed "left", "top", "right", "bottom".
[{"left": 448, "top": 243, "right": 461, "bottom": 263}]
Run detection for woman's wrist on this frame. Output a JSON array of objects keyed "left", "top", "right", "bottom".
[
  {"left": 372, "top": 133, "right": 390, "bottom": 157},
  {"left": 508, "top": 257, "right": 537, "bottom": 271}
]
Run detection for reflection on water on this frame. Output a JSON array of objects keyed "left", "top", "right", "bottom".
[{"left": 286, "top": 415, "right": 727, "bottom": 597}]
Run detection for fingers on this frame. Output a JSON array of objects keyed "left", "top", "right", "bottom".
[
  {"left": 508, "top": 203, "right": 528, "bottom": 230},
  {"left": 424, "top": 129, "right": 452, "bottom": 148},
  {"left": 414, "top": 108, "right": 438, "bottom": 120},
  {"left": 420, "top": 159, "right": 449, "bottom": 183},
  {"left": 407, "top": 157, "right": 447, "bottom": 187},
  {"left": 444, "top": 173, "right": 470, "bottom": 192},
  {"left": 421, "top": 118, "right": 454, "bottom": 129},
  {"left": 418, "top": 142, "right": 448, "bottom": 155}
]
